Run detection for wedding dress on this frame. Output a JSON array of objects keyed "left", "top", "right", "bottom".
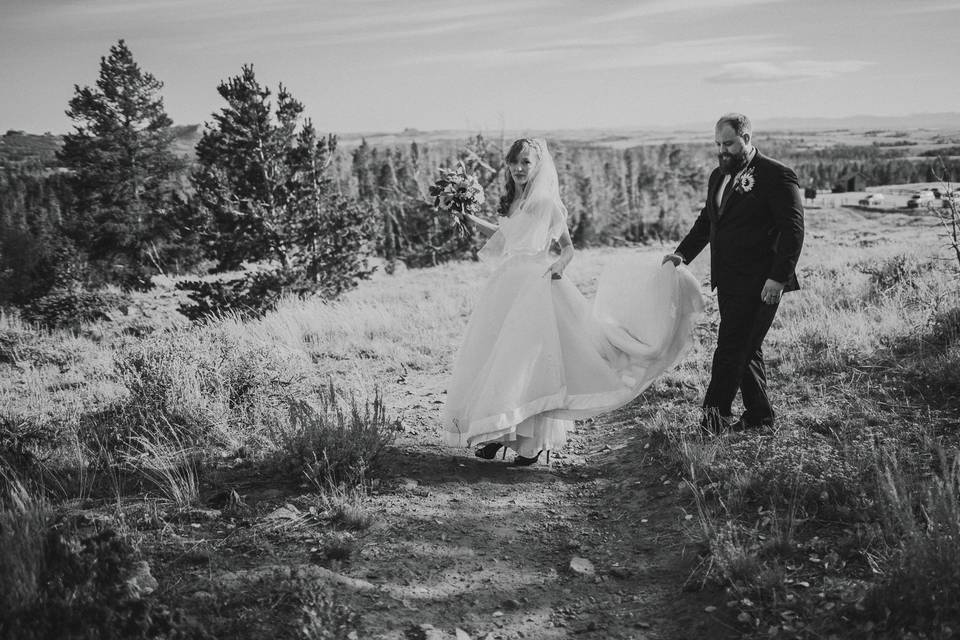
[{"left": 442, "top": 139, "right": 704, "bottom": 459}]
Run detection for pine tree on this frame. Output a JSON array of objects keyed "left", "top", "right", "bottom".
[
  {"left": 180, "top": 65, "right": 375, "bottom": 318},
  {"left": 58, "top": 39, "right": 186, "bottom": 289}
]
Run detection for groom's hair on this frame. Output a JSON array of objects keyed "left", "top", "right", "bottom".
[{"left": 716, "top": 113, "right": 752, "bottom": 137}]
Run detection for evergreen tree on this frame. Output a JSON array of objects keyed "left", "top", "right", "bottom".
[
  {"left": 180, "top": 65, "right": 375, "bottom": 318},
  {"left": 58, "top": 39, "right": 187, "bottom": 289}
]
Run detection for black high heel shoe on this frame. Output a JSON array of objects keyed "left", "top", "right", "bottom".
[
  {"left": 514, "top": 450, "right": 550, "bottom": 466},
  {"left": 474, "top": 442, "right": 503, "bottom": 460}
]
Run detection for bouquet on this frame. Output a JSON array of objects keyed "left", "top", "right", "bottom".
[{"left": 428, "top": 162, "right": 485, "bottom": 235}]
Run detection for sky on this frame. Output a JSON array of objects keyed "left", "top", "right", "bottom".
[{"left": 1, "top": 0, "right": 958, "bottom": 135}]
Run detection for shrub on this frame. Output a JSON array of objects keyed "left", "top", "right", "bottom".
[
  {"left": 703, "top": 521, "right": 785, "bottom": 597},
  {"left": 114, "top": 326, "right": 310, "bottom": 449},
  {"left": 270, "top": 385, "right": 400, "bottom": 488},
  {"left": 298, "top": 586, "right": 360, "bottom": 640},
  {"left": 0, "top": 415, "right": 56, "bottom": 482},
  {"left": 1, "top": 480, "right": 196, "bottom": 639},
  {"left": 927, "top": 305, "right": 960, "bottom": 349},
  {"left": 0, "top": 324, "right": 86, "bottom": 369},
  {"left": 19, "top": 289, "right": 130, "bottom": 330},
  {"left": 858, "top": 253, "right": 936, "bottom": 295},
  {"left": 175, "top": 269, "right": 290, "bottom": 321}
]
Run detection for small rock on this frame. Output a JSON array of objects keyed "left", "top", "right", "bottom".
[
  {"left": 264, "top": 504, "right": 301, "bottom": 521},
  {"left": 125, "top": 561, "right": 158, "bottom": 599},
  {"left": 502, "top": 598, "right": 521, "bottom": 611},
  {"left": 454, "top": 629, "right": 472, "bottom": 640},
  {"left": 192, "top": 590, "right": 215, "bottom": 603},
  {"left": 569, "top": 556, "right": 595, "bottom": 576},
  {"left": 403, "top": 623, "right": 448, "bottom": 640},
  {"left": 609, "top": 566, "right": 631, "bottom": 579},
  {"left": 182, "top": 507, "right": 222, "bottom": 521}
]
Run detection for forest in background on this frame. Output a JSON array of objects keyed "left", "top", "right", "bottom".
[
  {"left": 6, "top": 126, "right": 960, "bottom": 262},
  {"left": 7, "top": 125, "right": 960, "bottom": 236}
]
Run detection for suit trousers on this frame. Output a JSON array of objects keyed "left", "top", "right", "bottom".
[{"left": 702, "top": 291, "right": 780, "bottom": 426}]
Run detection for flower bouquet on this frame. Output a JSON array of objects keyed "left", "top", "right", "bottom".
[{"left": 428, "top": 162, "right": 485, "bottom": 236}]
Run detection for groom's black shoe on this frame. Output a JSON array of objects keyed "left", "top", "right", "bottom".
[
  {"left": 699, "top": 412, "right": 734, "bottom": 436},
  {"left": 728, "top": 418, "right": 773, "bottom": 433}
]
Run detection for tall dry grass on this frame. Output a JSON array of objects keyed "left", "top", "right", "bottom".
[{"left": 0, "top": 474, "right": 50, "bottom": 616}]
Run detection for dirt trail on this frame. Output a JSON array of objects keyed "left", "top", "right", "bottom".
[
  {"left": 328, "top": 371, "right": 725, "bottom": 639},
  {"left": 148, "top": 370, "right": 728, "bottom": 640}
]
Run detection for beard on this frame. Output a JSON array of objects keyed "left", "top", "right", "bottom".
[{"left": 718, "top": 149, "right": 749, "bottom": 174}]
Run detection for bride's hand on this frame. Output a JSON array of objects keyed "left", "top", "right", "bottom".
[
  {"left": 545, "top": 260, "right": 565, "bottom": 280},
  {"left": 546, "top": 229, "right": 574, "bottom": 280}
]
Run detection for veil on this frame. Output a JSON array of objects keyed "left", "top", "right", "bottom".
[
  {"left": 518, "top": 138, "right": 567, "bottom": 219},
  {"left": 478, "top": 138, "right": 568, "bottom": 261}
]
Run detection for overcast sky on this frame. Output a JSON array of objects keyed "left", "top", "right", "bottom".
[{"left": 1, "top": 0, "right": 957, "bottom": 135}]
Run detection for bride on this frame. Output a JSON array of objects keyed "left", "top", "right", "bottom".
[{"left": 442, "top": 138, "right": 704, "bottom": 465}]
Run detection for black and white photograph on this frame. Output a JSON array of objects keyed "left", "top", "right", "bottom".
[{"left": 1, "top": 1, "right": 959, "bottom": 638}]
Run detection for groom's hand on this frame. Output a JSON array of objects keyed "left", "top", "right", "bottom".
[
  {"left": 662, "top": 253, "right": 684, "bottom": 267},
  {"left": 761, "top": 278, "right": 785, "bottom": 304}
]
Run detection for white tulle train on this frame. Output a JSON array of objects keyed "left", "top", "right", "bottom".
[{"left": 442, "top": 252, "right": 704, "bottom": 457}]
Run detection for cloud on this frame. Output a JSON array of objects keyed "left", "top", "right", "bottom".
[
  {"left": 514, "top": 37, "right": 640, "bottom": 55},
  {"left": 41, "top": 0, "right": 535, "bottom": 44},
  {"left": 705, "top": 59, "right": 873, "bottom": 83},
  {"left": 589, "top": 0, "right": 787, "bottom": 24},
  {"left": 396, "top": 46, "right": 551, "bottom": 69},
  {"left": 575, "top": 36, "right": 799, "bottom": 70},
  {"left": 890, "top": 1, "right": 960, "bottom": 14}
]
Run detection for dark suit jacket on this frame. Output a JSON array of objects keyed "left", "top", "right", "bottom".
[{"left": 675, "top": 150, "right": 804, "bottom": 296}]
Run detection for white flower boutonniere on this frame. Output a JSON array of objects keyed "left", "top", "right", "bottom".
[{"left": 734, "top": 166, "right": 756, "bottom": 194}]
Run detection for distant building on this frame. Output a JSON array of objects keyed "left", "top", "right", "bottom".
[{"left": 832, "top": 171, "right": 864, "bottom": 193}]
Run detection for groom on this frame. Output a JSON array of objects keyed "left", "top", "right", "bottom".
[{"left": 664, "top": 113, "right": 804, "bottom": 433}]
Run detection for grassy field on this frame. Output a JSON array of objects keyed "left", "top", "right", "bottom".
[{"left": 1, "top": 202, "right": 959, "bottom": 639}]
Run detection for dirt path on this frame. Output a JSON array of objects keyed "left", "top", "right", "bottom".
[
  {"left": 146, "top": 370, "right": 728, "bottom": 640},
  {"left": 324, "top": 371, "right": 725, "bottom": 639}
]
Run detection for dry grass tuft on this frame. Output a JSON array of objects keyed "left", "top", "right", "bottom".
[
  {"left": 269, "top": 384, "right": 400, "bottom": 488},
  {"left": 864, "top": 452, "right": 960, "bottom": 636},
  {"left": 0, "top": 474, "right": 50, "bottom": 616}
]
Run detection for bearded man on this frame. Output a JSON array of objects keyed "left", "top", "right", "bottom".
[{"left": 664, "top": 113, "right": 805, "bottom": 434}]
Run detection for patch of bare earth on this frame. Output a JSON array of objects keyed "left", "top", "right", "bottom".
[{"left": 141, "top": 369, "right": 725, "bottom": 640}]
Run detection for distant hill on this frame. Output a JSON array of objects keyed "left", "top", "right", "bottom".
[
  {"left": 754, "top": 112, "right": 960, "bottom": 132},
  {"left": 0, "top": 129, "right": 62, "bottom": 166},
  {"left": 0, "top": 125, "right": 204, "bottom": 167},
  {"left": 330, "top": 112, "right": 960, "bottom": 150},
  {"left": 4, "top": 112, "right": 960, "bottom": 166}
]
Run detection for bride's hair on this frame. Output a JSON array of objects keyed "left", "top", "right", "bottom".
[{"left": 497, "top": 138, "right": 541, "bottom": 216}]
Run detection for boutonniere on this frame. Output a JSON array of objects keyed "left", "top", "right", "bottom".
[{"left": 734, "top": 166, "right": 756, "bottom": 194}]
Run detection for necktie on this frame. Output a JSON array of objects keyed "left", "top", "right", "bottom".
[{"left": 717, "top": 175, "right": 733, "bottom": 211}]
